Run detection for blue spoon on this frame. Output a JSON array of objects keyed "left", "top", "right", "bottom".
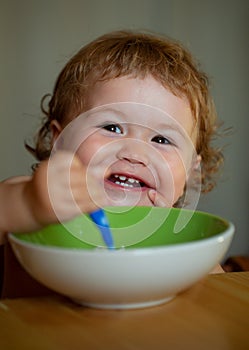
[{"left": 89, "top": 209, "right": 114, "bottom": 249}]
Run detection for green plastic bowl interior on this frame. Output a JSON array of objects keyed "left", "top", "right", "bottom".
[{"left": 12, "top": 206, "right": 229, "bottom": 250}]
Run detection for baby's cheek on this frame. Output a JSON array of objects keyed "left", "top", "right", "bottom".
[
  {"left": 171, "top": 161, "right": 187, "bottom": 201},
  {"left": 158, "top": 158, "right": 186, "bottom": 205}
]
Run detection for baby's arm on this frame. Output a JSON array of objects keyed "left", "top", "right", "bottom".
[
  {"left": 0, "top": 176, "right": 35, "bottom": 239},
  {"left": 0, "top": 176, "right": 28, "bottom": 243},
  {"left": 0, "top": 151, "right": 106, "bottom": 238}
]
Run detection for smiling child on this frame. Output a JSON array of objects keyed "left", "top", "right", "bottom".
[{"left": 0, "top": 30, "right": 224, "bottom": 296}]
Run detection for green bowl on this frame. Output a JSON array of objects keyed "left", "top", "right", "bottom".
[{"left": 9, "top": 207, "right": 234, "bottom": 309}]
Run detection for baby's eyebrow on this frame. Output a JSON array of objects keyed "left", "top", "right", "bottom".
[
  {"left": 86, "top": 107, "right": 128, "bottom": 120},
  {"left": 153, "top": 122, "right": 190, "bottom": 140}
]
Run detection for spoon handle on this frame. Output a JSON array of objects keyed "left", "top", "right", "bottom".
[{"left": 89, "top": 209, "right": 114, "bottom": 249}]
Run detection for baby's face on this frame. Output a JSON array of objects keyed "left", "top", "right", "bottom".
[{"left": 60, "top": 75, "right": 199, "bottom": 207}]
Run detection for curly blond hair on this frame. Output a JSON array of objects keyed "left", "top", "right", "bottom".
[{"left": 27, "top": 30, "right": 223, "bottom": 193}]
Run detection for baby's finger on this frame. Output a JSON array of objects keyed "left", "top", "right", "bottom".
[{"left": 148, "top": 189, "right": 170, "bottom": 207}]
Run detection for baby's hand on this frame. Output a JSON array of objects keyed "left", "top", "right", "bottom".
[
  {"left": 24, "top": 151, "right": 107, "bottom": 227},
  {"left": 147, "top": 189, "right": 171, "bottom": 207}
]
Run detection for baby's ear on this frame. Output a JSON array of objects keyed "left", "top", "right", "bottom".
[
  {"left": 186, "top": 154, "right": 202, "bottom": 183},
  {"left": 50, "top": 120, "right": 63, "bottom": 145}
]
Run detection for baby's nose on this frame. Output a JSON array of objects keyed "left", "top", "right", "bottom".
[{"left": 116, "top": 140, "right": 149, "bottom": 166}]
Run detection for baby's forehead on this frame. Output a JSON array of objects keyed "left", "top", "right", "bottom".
[{"left": 84, "top": 76, "right": 193, "bottom": 122}]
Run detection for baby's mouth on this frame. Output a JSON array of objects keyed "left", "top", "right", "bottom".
[{"left": 107, "top": 174, "right": 147, "bottom": 189}]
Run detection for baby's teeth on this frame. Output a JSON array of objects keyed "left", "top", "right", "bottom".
[
  {"left": 113, "top": 175, "right": 141, "bottom": 186},
  {"left": 114, "top": 181, "right": 132, "bottom": 188}
]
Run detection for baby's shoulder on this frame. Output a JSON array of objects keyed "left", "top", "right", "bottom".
[{"left": 1, "top": 175, "right": 31, "bottom": 184}]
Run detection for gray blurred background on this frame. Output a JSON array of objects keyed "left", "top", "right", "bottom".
[{"left": 1, "top": 0, "right": 248, "bottom": 259}]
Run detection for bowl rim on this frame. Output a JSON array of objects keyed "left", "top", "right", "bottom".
[{"left": 8, "top": 220, "right": 235, "bottom": 257}]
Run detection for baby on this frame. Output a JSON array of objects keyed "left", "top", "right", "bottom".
[{"left": 0, "top": 30, "right": 224, "bottom": 296}]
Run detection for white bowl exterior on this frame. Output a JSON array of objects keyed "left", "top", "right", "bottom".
[{"left": 9, "top": 223, "right": 234, "bottom": 309}]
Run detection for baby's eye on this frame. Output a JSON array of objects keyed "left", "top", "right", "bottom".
[
  {"left": 102, "top": 124, "right": 123, "bottom": 134},
  {"left": 151, "top": 135, "right": 171, "bottom": 145}
]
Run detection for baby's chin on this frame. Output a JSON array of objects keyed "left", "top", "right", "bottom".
[{"left": 103, "top": 187, "right": 153, "bottom": 207}]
